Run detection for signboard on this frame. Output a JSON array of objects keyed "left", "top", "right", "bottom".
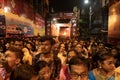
[
  {"left": 4, "top": 0, "right": 34, "bottom": 20},
  {"left": 108, "top": 1, "right": 120, "bottom": 45},
  {"left": 54, "top": 12, "right": 76, "bottom": 19},
  {"left": 34, "top": 14, "right": 45, "bottom": 36},
  {"left": 0, "top": 0, "right": 4, "bottom": 8},
  {"left": 3, "top": 10, "right": 34, "bottom": 38}
]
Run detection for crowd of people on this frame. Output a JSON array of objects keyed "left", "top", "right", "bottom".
[{"left": 0, "top": 36, "right": 120, "bottom": 80}]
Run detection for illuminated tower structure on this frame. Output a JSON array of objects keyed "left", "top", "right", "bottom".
[{"left": 46, "top": 12, "right": 79, "bottom": 38}]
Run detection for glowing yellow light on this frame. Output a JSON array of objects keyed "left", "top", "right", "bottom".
[
  {"left": 63, "top": 32, "right": 67, "bottom": 35},
  {"left": 4, "top": 7, "right": 11, "bottom": 13},
  {"left": 112, "top": 8, "right": 116, "bottom": 15},
  {"left": 53, "top": 18, "right": 56, "bottom": 21}
]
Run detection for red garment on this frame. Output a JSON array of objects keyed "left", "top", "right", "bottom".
[
  {"left": 0, "top": 68, "right": 6, "bottom": 80},
  {"left": 5, "top": 73, "right": 11, "bottom": 80},
  {"left": 0, "top": 68, "right": 11, "bottom": 80},
  {"left": 60, "top": 65, "right": 71, "bottom": 80}
]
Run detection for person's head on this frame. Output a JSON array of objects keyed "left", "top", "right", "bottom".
[
  {"left": 91, "top": 43, "right": 98, "bottom": 52},
  {"left": 90, "top": 36, "right": 96, "bottom": 43},
  {"left": 35, "top": 39, "right": 40, "bottom": 46},
  {"left": 98, "top": 42, "right": 105, "bottom": 50},
  {"left": 111, "top": 47, "right": 119, "bottom": 56},
  {"left": 4, "top": 47, "right": 24, "bottom": 71},
  {"left": 14, "top": 39, "right": 24, "bottom": 50},
  {"left": 74, "top": 43, "right": 83, "bottom": 54},
  {"left": 97, "top": 50, "right": 115, "bottom": 72},
  {"left": 67, "top": 50, "right": 77, "bottom": 62},
  {"left": 52, "top": 43, "right": 60, "bottom": 57},
  {"left": 26, "top": 42, "right": 33, "bottom": 50},
  {"left": 59, "top": 43, "right": 65, "bottom": 52},
  {"left": 69, "top": 57, "right": 89, "bottom": 80},
  {"left": 5, "top": 43, "right": 10, "bottom": 50},
  {"left": 9, "top": 40, "right": 14, "bottom": 47},
  {"left": 79, "top": 39, "right": 85, "bottom": 46},
  {"left": 40, "top": 36, "right": 55, "bottom": 54},
  {"left": 52, "top": 43, "right": 59, "bottom": 52},
  {"left": 72, "top": 40, "right": 78, "bottom": 47},
  {"left": 116, "top": 41, "right": 120, "bottom": 50},
  {"left": 68, "top": 42, "right": 72, "bottom": 50},
  {"left": 10, "top": 64, "right": 38, "bottom": 80},
  {"left": 26, "top": 42, "right": 36, "bottom": 51},
  {"left": 33, "top": 60, "right": 51, "bottom": 80}
]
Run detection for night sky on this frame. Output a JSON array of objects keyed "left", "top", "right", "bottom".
[
  {"left": 50, "top": 0, "right": 76, "bottom": 12},
  {"left": 50, "top": 0, "right": 101, "bottom": 14}
]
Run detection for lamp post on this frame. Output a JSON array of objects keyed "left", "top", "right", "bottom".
[
  {"left": 89, "top": 6, "right": 92, "bottom": 29},
  {"left": 3, "top": 6, "right": 11, "bottom": 38},
  {"left": 84, "top": 0, "right": 92, "bottom": 29}
]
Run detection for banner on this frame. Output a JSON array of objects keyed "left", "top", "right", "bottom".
[
  {"left": 4, "top": 0, "right": 34, "bottom": 20},
  {"left": 4, "top": 11, "right": 34, "bottom": 38},
  {"left": 0, "top": 0, "right": 4, "bottom": 8},
  {"left": 34, "top": 13, "right": 45, "bottom": 36},
  {"left": 108, "top": 1, "right": 120, "bottom": 45}
]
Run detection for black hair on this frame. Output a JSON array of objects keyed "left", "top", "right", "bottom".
[
  {"left": 25, "top": 41, "right": 36, "bottom": 51},
  {"left": 91, "top": 42, "right": 98, "bottom": 47},
  {"left": 40, "top": 36, "right": 55, "bottom": 45},
  {"left": 67, "top": 49, "right": 77, "bottom": 55},
  {"left": 10, "top": 64, "right": 37, "bottom": 80},
  {"left": 98, "top": 42, "right": 104, "bottom": 46},
  {"left": 69, "top": 57, "right": 90, "bottom": 71},
  {"left": 66, "top": 49, "right": 77, "bottom": 63},
  {"left": 32, "top": 60, "right": 49, "bottom": 74},
  {"left": 97, "top": 50, "right": 114, "bottom": 63},
  {"left": 75, "top": 43, "right": 83, "bottom": 48},
  {"left": 14, "top": 38, "right": 24, "bottom": 45},
  {"left": 7, "top": 47, "right": 24, "bottom": 63},
  {"left": 14, "top": 38, "right": 23, "bottom": 42}
]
